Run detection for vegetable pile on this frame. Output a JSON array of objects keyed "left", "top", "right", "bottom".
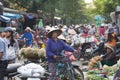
[
  {"left": 86, "top": 57, "right": 120, "bottom": 80},
  {"left": 20, "top": 47, "right": 46, "bottom": 60}
]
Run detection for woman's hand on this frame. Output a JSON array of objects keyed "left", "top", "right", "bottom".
[
  {"left": 74, "top": 50, "right": 78, "bottom": 53},
  {"left": 53, "top": 55, "right": 61, "bottom": 60}
]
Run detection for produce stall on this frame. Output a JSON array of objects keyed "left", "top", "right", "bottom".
[
  {"left": 85, "top": 56, "right": 119, "bottom": 80},
  {"left": 85, "top": 65, "right": 118, "bottom": 80}
]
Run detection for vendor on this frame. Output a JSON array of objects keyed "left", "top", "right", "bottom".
[
  {"left": 101, "top": 44, "right": 117, "bottom": 66},
  {"left": 105, "top": 28, "right": 119, "bottom": 51}
]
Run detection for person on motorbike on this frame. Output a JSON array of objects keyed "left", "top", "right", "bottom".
[
  {"left": 46, "top": 27, "right": 77, "bottom": 80},
  {"left": 80, "top": 28, "right": 94, "bottom": 55},
  {"left": 105, "top": 28, "right": 119, "bottom": 51},
  {"left": 101, "top": 44, "right": 117, "bottom": 66},
  {"left": 100, "top": 28, "right": 119, "bottom": 66}
]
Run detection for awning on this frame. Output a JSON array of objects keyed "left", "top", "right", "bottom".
[
  {"left": 4, "top": 8, "right": 19, "bottom": 13},
  {"left": 0, "top": 15, "right": 11, "bottom": 22},
  {"left": 26, "top": 14, "right": 34, "bottom": 19},
  {"left": 3, "top": 12, "right": 23, "bottom": 19}
]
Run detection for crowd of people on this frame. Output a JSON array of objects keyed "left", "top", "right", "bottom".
[{"left": 0, "top": 22, "right": 119, "bottom": 80}]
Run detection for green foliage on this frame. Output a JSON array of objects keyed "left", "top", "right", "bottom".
[
  {"left": 6, "top": 0, "right": 120, "bottom": 24},
  {"left": 93, "top": 0, "right": 120, "bottom": 20},
  {"left": 3, "top": 0, "right": 90, "bottom": 24},
  {"left": 57, "top": 0, "right": 88, "bottom": 24}
]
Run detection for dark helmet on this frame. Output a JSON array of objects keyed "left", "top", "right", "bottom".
[{"left": 108, "top": 28, "right": 114, "bottom": 34}]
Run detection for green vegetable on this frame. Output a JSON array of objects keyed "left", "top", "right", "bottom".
[{"left": 117, "top": 59, "right": 120, "bottom": 67}]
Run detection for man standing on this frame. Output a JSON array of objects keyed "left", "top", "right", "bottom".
[{"left": 0, "top": 31, "right": 8, "bottom": 80}]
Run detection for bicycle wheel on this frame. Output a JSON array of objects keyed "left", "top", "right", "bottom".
[
  {"left": 61, "top": 68, "right": 75, "bottom": 80},
  {"left": 73, "top": 67, "right": 84, "bottom": 80}
]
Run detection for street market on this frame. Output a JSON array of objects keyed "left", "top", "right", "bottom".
[{"left": 0, "top": 0, "right": 120, "bottom": 80}]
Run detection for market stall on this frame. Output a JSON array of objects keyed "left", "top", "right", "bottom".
[
  {"left": 0, "top": 15, "right": 11, "bottom": 31},
  {"left": 3, "top": 12, "right": 23, "bottom": 19},
  {"left": 85, "top": 56, "right": 120, "bottom": 80}
]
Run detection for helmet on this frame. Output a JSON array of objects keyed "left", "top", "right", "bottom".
[
  {"left": 101, "top": 23, "right": 105, "bottom": 26},
  {"left": 108, "top": 28, "right": 114, "bottom": 34},
  {"left": 5, "top": 27, "right": 13, "bottom": 32}
]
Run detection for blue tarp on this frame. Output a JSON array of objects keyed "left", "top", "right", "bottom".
[
  {"left": 0, "top": 15, "right": 11, "bottom": 22},
  {"left": 26, "top": 14, "right": 34, "bottom": 19},
  {"left": 3, "top": 12, "right": 23, "bottom": 19}
]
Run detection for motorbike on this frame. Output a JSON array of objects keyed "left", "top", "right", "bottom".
[
  {"left": 100, "top": 51, "right": 120, "bottom": 80},
  {"left": 17, "top": 58, "right": 84, "bottom": 80},
  {"left": 16, "top": 59, "right": 50, "bottom": 80},
  {"left": 17, "top": 63, "right": 48, "bottom": 80},
  {"left": 5, "top": 63, "right": 22, "bottom": 80},
  {"left": 5, "top": 59, "right": 49, "bottom": 80},
  {"left": 80, "top": 35, "right": 96, "bottom": 60},
  {"left": 92, "top": 41, "right": 106, "bottom": 57},
  {"left": 92, "top": 42, "right": 120, "bottom": 57}
]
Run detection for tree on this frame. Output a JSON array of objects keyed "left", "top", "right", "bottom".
[
  {"left": 57, "top": 0, "right": 87, "bottom": 24},
  {"left": 93, "top": 0, "right": 120, "bottom": 20},
  {"left": 3, "top": 0, "right": 89, "bottom": 25},
  {"left": 3, "top": 0, "right": 47, "bottom": 12}
]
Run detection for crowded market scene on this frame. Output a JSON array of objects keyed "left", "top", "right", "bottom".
[{"left": 0, "top": 0, "right": 120, "bottom": 80}]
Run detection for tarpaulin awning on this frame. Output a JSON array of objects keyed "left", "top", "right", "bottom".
[
  {"left": 3, "top": 12, "right": 23, "bottom": 19},
  {"left": 26, "top": 14, "right": 34, "bottom": 19},
  {"left": 0, "top": 15, "right": 11, "bottom": 22}
]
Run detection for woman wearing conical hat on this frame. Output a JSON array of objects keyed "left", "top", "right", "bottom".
[{"left": 46, "top": 27, "right": 78, "bottom": 80}]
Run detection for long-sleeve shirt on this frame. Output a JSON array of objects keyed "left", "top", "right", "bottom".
[
  {"left": 46, "top": 38, "right": 74, "bottom": 62},
  {"left": 99, "top": 27, "right": 105, "bottom": 36},
  {"left": 4, "top": 38, "right": 20, "bottom": 60},
  {"left": 19, "top": 32, "right": 33, "bottom": 45},
  {"left": 0, "top": 37, "right": 7, "bottom": 61}
]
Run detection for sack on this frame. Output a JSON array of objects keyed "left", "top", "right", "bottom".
[
  {"left": 17, "top": 63, "right": 45, "bottom": 77},
  {"left": 6, "top": 46, "right": 16, "bottom": 60}
]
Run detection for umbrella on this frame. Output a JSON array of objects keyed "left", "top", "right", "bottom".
[{"left": 0, "top": 15, "right": 11, "bottom": 22}]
